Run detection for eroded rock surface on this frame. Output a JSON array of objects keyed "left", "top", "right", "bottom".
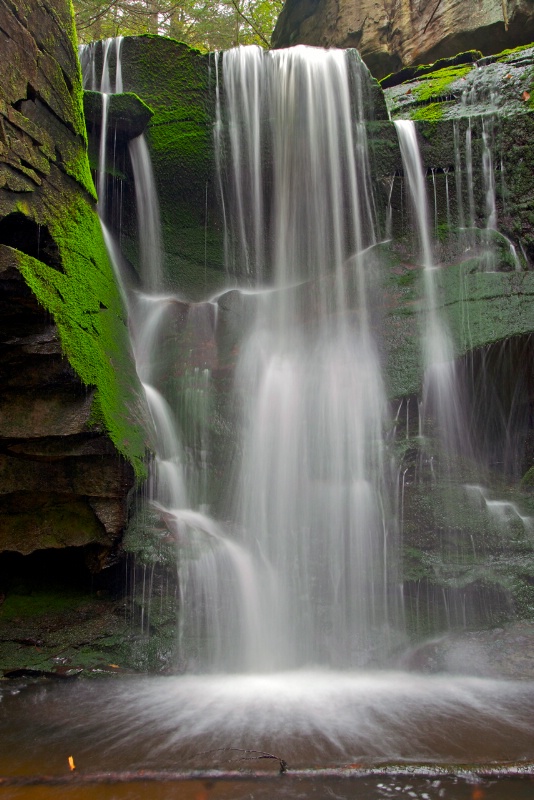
[
  {"left": 0, "top": 0, "right": 145, "bottom": 563},
  {"left": 272, "top": 0, "right": 534, "bottom": 79}
]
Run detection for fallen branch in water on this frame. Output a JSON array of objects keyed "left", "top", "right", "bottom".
[{"left": 195, "top": 747, "right": 288, "bottom": 774}]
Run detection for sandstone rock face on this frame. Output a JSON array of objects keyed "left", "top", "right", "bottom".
[
  {"left": 272, "top": 0, "right": 534, "bottom": 78},
  {"left": 0, "top": 0, "right": 145, "bottom": 562}
]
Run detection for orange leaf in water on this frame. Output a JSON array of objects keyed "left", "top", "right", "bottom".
[
  {"left": 108, "top": 664, "right": 120, "bottom": 668},
  {"left": 471, "top": 789, "right": 485, "bottom": 799},
  {"left": 522, "top": 90, "right": 531, "bottom": 101},
  {"left": 68, "top": 756, "right": 76, "bottom": 771}
]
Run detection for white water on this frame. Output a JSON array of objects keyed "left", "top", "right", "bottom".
[
  {"left": 83, "top": 40, "right": 530, "bottom": 685},
  {"left": 220, "top": 46, "right": 401, "bottom": 669},
  {"left": 82, "top": 39, "right": 270, "bottom": 673},
  {"left": 395, "top": 121, "right": 463, "bottom": 453},
  {"left": 3, "top": 672, "right": 534, "bottom": 768},
  {"left": 128, "top": 135, "right": 163, "bottom": 290}
]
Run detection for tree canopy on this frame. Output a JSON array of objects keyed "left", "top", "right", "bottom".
[{"left": 74, "top": 0, "right": 283, "bottom": 50}]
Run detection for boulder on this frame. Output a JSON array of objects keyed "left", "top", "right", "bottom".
[{"left": 83, "top": 90, "right": 153, "bottom": 141}]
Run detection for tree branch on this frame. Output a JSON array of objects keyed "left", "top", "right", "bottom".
[{"left": 228, "top": 0, "right": 270, "bottom": 46}]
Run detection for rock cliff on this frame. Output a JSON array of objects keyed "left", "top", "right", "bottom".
[
  {"left": 0, "top": 0, "right": 146, "bottom": 566},
  {"left": 272, "top": 0, "right": 534, "bottom": 78}
]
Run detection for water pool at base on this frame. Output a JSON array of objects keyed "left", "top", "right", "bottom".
[{"left": 1, "top": 671, "right": 534, "bottom": 798}]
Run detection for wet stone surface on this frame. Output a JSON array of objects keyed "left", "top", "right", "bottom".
[
  {"left": 400, "top": 620, "right": 534, "bottom": 679},
  {"left": 0, "top": 589, "right": 138, "bottom": 677}
]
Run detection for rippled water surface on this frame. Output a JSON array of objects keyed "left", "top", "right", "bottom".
[{"left": 1, "top": 671, "right": 534, "bottom": 798}]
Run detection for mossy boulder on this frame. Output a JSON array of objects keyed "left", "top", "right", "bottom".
[{"left": 83, "top": 90, "right": 153, "bottom": 141}]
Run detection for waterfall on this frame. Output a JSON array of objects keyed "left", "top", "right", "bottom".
[
  {"left": 82, "top": 38, "right": 269, "bottom": 674},
  {"left": 4, "top": 35, "right": 534, "bottom": 780},
  {"left": 395, "top": 120, "right": 464, "bottom": 453},
  {"left": 81, "top": 38, "right": 532, "bottom": 676},
  {"left": 219, "top": 46, "right": 402, "bottom": 669},
  {"left": 85, "top": 40, "right": 405, "bottom": 672}
]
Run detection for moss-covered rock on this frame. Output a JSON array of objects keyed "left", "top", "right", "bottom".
[
  {"left": 91, "top": 35, "right": 226, "bottom": 299},
  {"left": 384, "top": 43, "right": 534, "bottom": 121},
  {"left": 0, "top": 0, "right": 148, "bottom": 572},
  {"left": 83, "top": 90, "right": 153, "bottom": 141}
]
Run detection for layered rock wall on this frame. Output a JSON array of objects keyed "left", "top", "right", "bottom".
[{"left": 0, "top": 0, "right": 146, "bottom": 563}]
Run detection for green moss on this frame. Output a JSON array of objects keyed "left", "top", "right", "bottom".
[
  {"left": 83, "top": 91, "right": 154, "bottom": 139},
  {"left": 435, "top": 222, "right": 450, "bottom": 242},
  {"left": 123, "top": 507, "right": 176, "bottom": 567},
  {"left": 413, "top": 65, "right": 472, "bottom": 103},
  {"left": 494, "top": 42, "right": 534, "bottom": 61},
  {"left": 396, "top": 270, "right": 417, "bottom": 286},
  {"left": 0, "top": 589, "right": 94, "bottom": 621},
  {"left": 121, "top": 36, "right": 211, "bottom": 127},
  {"left": 411, "top": 102, "right": 445, "bottom": 123},
  {"left": 15, "top": 195, "right": 147, "bottom": 476},
  {"left": 114, "top": 36, "right": 224, "bottom": 296},
  {"left": 381, "top": 51, "right": 481, "bottom": 89},
  {"left": 148, "top": 121, "right": 211, "bottom": 178},
  {"left": 521, "top": 467, "right": 534, "bottom": 488}
]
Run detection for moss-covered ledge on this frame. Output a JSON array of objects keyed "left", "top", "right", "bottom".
[
  {"left": 10, "top": 235, "right": 146, "bottom": 475},
  {"left": 83, "top": 90, "right": 154, "bottom": 141},
  {"left": 116, "top": 35, "right": 225, "bottom": 298},
  {"left": 384, "top": 43, "right": 534, "bottom": 122}
]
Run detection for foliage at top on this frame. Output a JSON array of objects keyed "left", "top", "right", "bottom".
[{"left": 73, "top": 0, "right": 283, "bottom": 50}]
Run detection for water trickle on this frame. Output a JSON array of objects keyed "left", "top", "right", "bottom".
[
  {"left": 128, "top": 135, "right": 163, "bottom": 291},
  {"left": 443, "top": 166, "right": 451, "bottom": 227},
  {"left": 395, "top": 121, "right": 463, "bottom": 454},
  {"left": 453, "top": 119, "right": 465, "bottom": 230}
]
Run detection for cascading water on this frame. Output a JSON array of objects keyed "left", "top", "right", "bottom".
[
  {"left": 219, "top": 46, "right": 402, "bottom": 669},
  {"left": 78, "top": 33, "right": 534, "bottom": 675},
  {"left": 84, "top": 41, "right": 405, "bottom": 672},
  {"left": 395, "top": 120, "right": 464, "bottom": 453},
  {"left": 454, "top": 73, "right": 521, "bottom": 272},
  {"left": 395, "top": 114, "right": 533, "bottom": 632},
  {"left": 81, "top": 38, "right": 268, "bottom": 673}
]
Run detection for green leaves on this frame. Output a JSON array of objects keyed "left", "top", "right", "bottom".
[{"left": 74, "top": 0, "right": 283, "bottom": 50}]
